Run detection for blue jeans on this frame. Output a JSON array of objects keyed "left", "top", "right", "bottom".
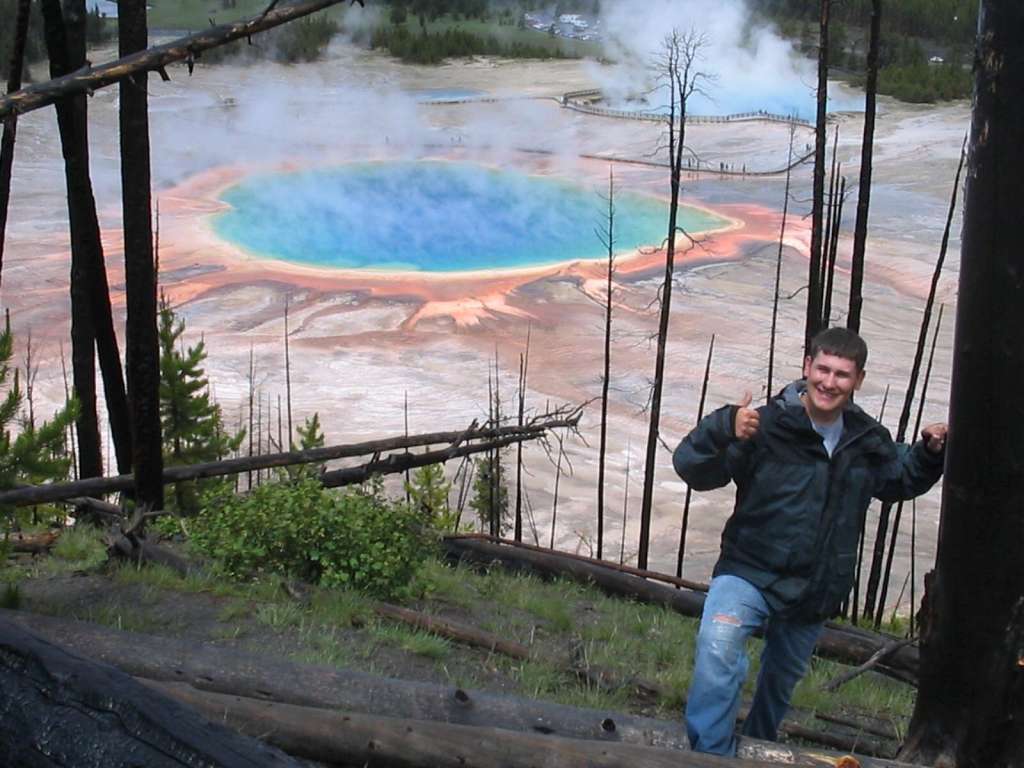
[{"left": 685, "top": 575, "right": 823, "bottom": 755}]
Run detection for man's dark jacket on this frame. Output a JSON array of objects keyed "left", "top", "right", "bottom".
[{"left": 673, "top": 380, "right": 944, "bottom": 622}]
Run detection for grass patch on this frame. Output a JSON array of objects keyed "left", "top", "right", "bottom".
[
  {"left": 308, "top": 587, "right": 371, "bottom": 628},
  {"left": 52, "top": 525, "right": 107, "bottom": 568},
  {"left": 372, "top": 623, "right": 451, "bottom": 660},
  {"left": 255, "top": 601, "right": 305, "bottom": 630}
]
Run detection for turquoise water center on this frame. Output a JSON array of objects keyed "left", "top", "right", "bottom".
[{"left": 213, "top": 162, "right": 727, "bottom": 273}]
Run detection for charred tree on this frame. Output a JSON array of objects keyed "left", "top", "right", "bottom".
[
  {"left": 847, "top": 0, "right": 882, "bottom": 334},
  {"left": 804, "top": 0, "right": 830, "bottom": 355},
  {"left": 596, "top": 168, "right": 616, "bottom": 560},
  {"left": 638, "top": 29, "right": 710, "bottom": 570},
  {"left": 900, "top": 4, "right": 1024, "bottom": 764},
  {"left": 0, "top": 0, "right": 32, "bottom": 282},
  {"left": 39, "top": 0, "right": 133, "bottom": 481},
  {"left": 767, "top": 128, "right": 795, "bottom": 404},
  {"left": 677, "top": 334, "right": 713, "bottom": 578},
  {"left": 40, "top": 0, "right": 103, "bottom": 480},
  {"left": 119, "top": 0, "right": 163, "bottom": 512}
]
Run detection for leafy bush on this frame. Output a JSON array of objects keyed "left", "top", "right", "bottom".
[{"left": 191, "top": 477, "right": 425, "bottom": 597}]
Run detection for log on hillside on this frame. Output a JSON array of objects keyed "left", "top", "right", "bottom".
[
  {"left": 3, "top": 610, "right": 907, "bottom": 768},
  {"left": 0, "top": 416, "right": 578, "bottom": 508},
  {"left": 443, "top": 537, "right": 918, "bottom": 684},
  {"left": 374, "top": 602, "right": 531, "bottom": 659},
  {"left": 143, "top": 679, "right": 782, "bottom": 768},
  {"left": 0, "top": 616, "right": 303, "bottom": 767}
]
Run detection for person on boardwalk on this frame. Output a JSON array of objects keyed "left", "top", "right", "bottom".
[{"left": 673, "top": 327, "right": 946, "bottom": 755}]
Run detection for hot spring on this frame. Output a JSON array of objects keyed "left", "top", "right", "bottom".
[{"left": 213, "top": 162, "right": 728, "bottom": 273}]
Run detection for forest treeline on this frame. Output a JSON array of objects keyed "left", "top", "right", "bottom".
[
  {"left": 751, "top": 0, "right": 975, "bottom": 103},
  {"left": 751, "top": 0, "right": 978, "bottom": 48}
]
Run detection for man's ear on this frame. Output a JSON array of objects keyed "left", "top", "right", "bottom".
[
  {"left": 854, "top": 369, "right": 866, "bottom": 391},
  {"left": 802, "top": 356, "right": 813, "bottom": 378}
]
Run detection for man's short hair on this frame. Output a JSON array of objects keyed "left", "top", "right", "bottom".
[{"left": 809, "top": 327, "right": 868, "bottom": 371}]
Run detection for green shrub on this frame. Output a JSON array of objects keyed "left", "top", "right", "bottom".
[{"left": 190, "top": 477, "right": 425, "bottom": 597}]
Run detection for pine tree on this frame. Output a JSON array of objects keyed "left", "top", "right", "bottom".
[
  {"left": 470, "top": 453, "right": 507, "bottom": 535},
  {"left": 158, "top": 295, "right": 242, "bottom": 514},
  {"left": 406, "top": 461, "right": 453, "bottom": 529},
  {"left": 292, "top": 412, "right": 326, "bottom": 479},
  {"left": 0, "top": 316, "right": 76, "bottom": 534}
]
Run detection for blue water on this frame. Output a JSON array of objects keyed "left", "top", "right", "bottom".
[
  {"left": 409, "top": 88, "right": 486, "bottom": 102},
  {"left": 213, "top": 162, "right": 727, "bottom": 273}
]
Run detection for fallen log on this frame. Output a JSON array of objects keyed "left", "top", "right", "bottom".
[
  {"left": 3, "top": 610, "right": 909, "bottom": 767},
  {"left": 442, "top": 537, "right": 919, "bottom": 684},
  {"left": 452, "top": 532, "right": 710, "bottom": 592},
  {"left": 0, "top": 616, "right": 303, "bottom": 767},
  {"left": 143, "top": 679, "right": 779, "bottom": 768},
  {"left": 373, "top": 602, "right": 531, "bottom": 660},
  {"left": 5, "top": 530, "right": 59, "bottom": 553},
  {"left": 0, "top": 416, "right": 578, "bottom": 507}
]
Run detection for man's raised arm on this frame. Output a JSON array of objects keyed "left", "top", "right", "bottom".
[{"left": 673, "top": 392, "right": 759, "bottom": 491}]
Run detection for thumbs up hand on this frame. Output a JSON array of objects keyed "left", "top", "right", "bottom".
[{"left": 733, "top": 391, "right": 760, "bottom": 441}]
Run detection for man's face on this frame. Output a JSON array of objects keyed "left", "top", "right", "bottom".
[{"left": 802, "top": 351, "right": 865, "bottom": 422}]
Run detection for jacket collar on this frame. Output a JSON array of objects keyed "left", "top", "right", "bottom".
[{"left": 774, "top": 379, "right": 877, "bottom": 445}]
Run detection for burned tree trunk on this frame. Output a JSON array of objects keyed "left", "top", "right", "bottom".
[
  {"left": 38, "top": 0, "right": 133, "bottom": 480},
  {"left": 40, "top": 0, "right": 102, "bottom": 480},
  {"left": 0, "top": 616, "right": 302, "bottom": 767},
  {"left": 638, "top": 30, "right": 708, "bottom": 569},
  {"left": 118, "top": 0, "right": 163, "bottom": 512},
  {"left": 804, "top": 0, "right": 830, "bottom": 355},
  {"left": 0, "top": 0, "right": 32, "bottom": 283},
  {"left": 847, "top": 0, "right": 881, "bottom": 334},
  {"left": 900, "top": 3, "right": 1024, "bottom": 765}
]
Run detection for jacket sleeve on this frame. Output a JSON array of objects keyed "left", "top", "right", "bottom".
[
  {"left": 872, "top": 431, "right": 945, "bottom": 503},
  {"left": 673, "top": 404, "right": 742, "bottom": 491}
]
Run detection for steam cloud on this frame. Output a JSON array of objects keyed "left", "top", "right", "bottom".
[{"left": 592, "top": 0, "right": 859, "bottom": 119}]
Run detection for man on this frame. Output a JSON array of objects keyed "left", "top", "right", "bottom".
[{"left": 673, "top": 327, "right": 946, "bottom": 756}]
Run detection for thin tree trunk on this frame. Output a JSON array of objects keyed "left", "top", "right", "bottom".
[
  {"left": 514, "top": 325, "right": 530, "bottom": 543},
  {"left": 767, "top": 129, "right": 796, "bottom": 403},
  {"left": 0, "top": 0, "right": 32, "bottom": 283},
  {"left": 804, "top": 0, "right": 830, "bottom": 355},
  {"left": 677, "top": 334, "right": 713, "bottom": 578},
  {"left": 901, "top": 4, "right": 1024, "bottom": 761},
  {"left": 908, "top": 305, "right": 943, "bottom": 636},
  {"left": 119, "top": 0, "right": 163, "bottom": 512},
  {"left": 876, "top": 304, "right": 945, "bottom": 627},
  {"left": 549, "top": 437, "right": 563, "bottom": 550},
  {"left": 819, "top": 128, "right": 839, "bottom": 313},
  {"left": 597, "top": 167, "right": 615, "bottom": 560},
  {"left": 284, "top": 295, "right": 292, "bottom": 449},
  {"left": 620, "top": 439, "right": 630, "bottom": 565},
  {"left": 847, "top": 0, "right": 881, "bottom": 334},
  {"left": 821, "top": 176, "right": 845, "bottom": 327},
  {"left": 640, "top": 32, "right": 702, "bottom": 569}
]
